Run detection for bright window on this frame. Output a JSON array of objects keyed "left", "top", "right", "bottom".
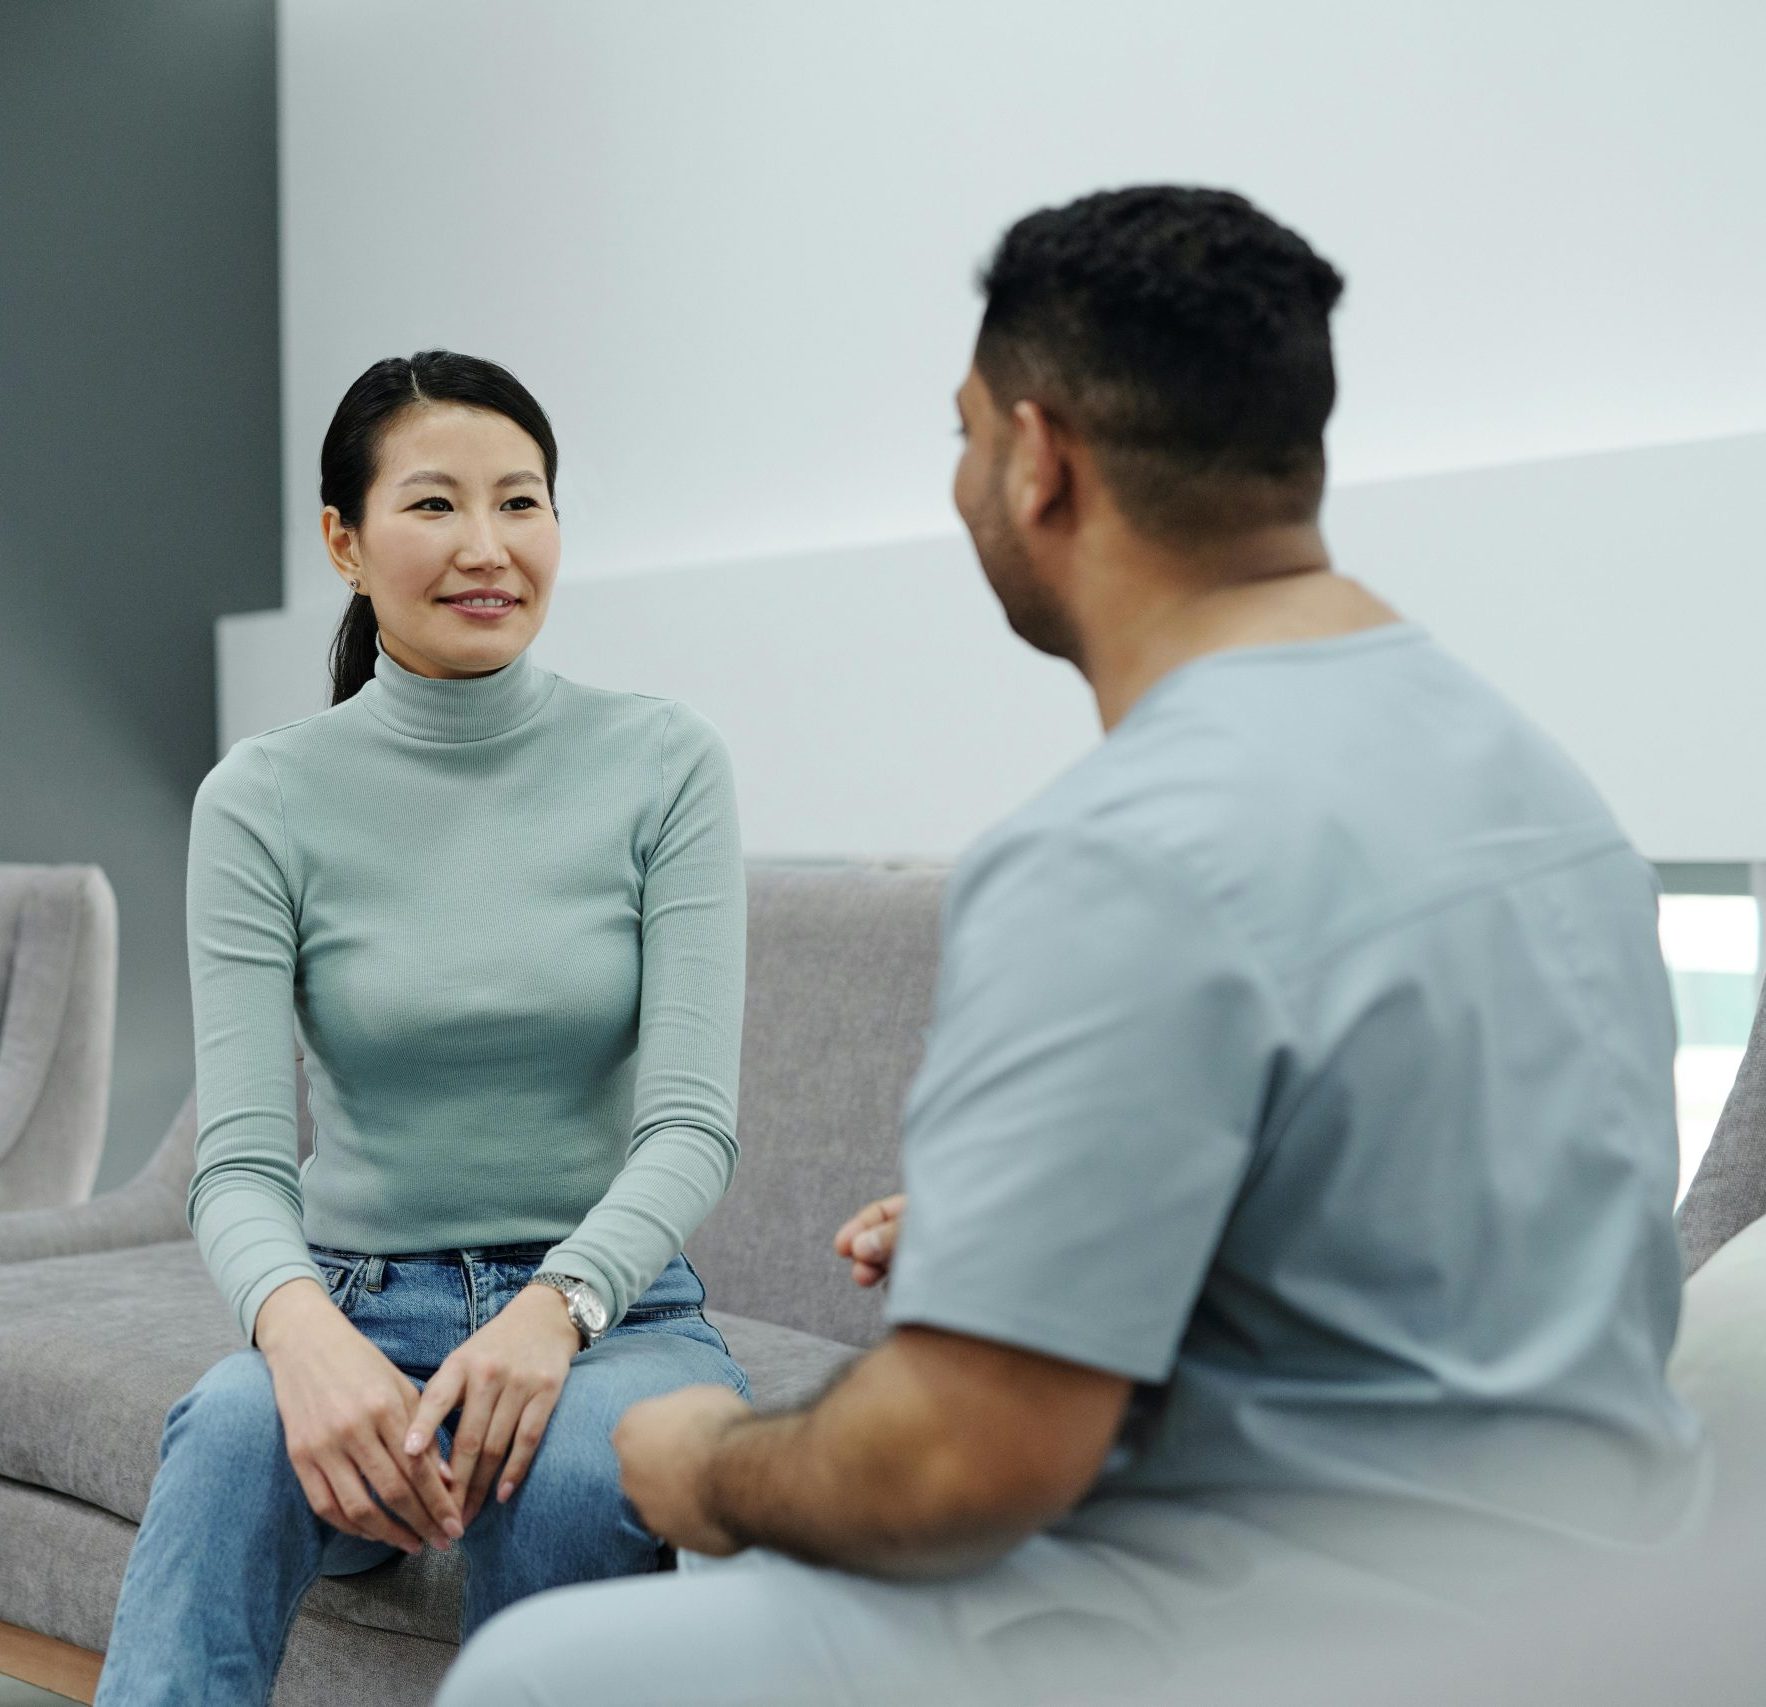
[{"left": 1655, "top": 873, "right": 1760, "bottom": 1205}]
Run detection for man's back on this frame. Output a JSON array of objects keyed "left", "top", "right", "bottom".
[{"left": 885, "top": 620, "right": 1706, "bottom": 1579}]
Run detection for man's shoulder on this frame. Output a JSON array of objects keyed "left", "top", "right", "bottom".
[
  {"left": 951, "top": 692, "right": 1265, "bottom": 900},
  {"left": 949, "top": 625, "right": 1631, "bottom": 981},
  {"left": 947, "top": 772, "right": 1218, "bottom": 952}
]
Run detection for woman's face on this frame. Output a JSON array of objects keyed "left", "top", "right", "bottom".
[{"left": 322, "top": 402, "right": 562, "bottom": 680}]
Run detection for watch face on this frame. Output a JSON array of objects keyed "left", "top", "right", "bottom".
[{"left": 574, "top": 1286, "right": 610, "bottom": 1334}]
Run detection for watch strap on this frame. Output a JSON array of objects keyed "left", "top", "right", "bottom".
[{"left": 530, "top": 1270, "right": 605, "bottom": 1346}]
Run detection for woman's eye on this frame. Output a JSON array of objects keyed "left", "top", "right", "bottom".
[{"left": 410, "top": 496, "right": 539, "bottom": 512}]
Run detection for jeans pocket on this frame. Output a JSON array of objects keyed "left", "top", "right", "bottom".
[
  {"left": 619, "top": 1307, "right": 751, "bottom": 1399},
  {"left": 619, "top": 1302, "right": 703, "bottom": 1326},
  {"left": 310, "top": 1250, "right": 365, "bottom": 1312}
]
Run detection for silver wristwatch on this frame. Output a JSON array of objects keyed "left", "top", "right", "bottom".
[{"left": 530, "top": 1270, "right": 610, "bottom": 1348}]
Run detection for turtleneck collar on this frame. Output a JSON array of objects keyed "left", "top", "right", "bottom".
[{"left": 357, "top": 629, "right": 555, "bottom": 743}]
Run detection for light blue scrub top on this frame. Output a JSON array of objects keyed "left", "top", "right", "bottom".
[{"left": 884, "top": 622, "right": 1706, "bottom": 1578}]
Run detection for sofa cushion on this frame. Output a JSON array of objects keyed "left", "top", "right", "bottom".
[
  {"left": 0, "top": 1476, "right": 460, "bottom": 1697},
  {"left": 0, "top": 1239, "right": 858, "bottom": 1643},
  {"left": 686, "top": 864, "right": 944, "bottom": 1348},
  {"left": 0, "top": 1240, "right": 229, "bottom": 1526}
]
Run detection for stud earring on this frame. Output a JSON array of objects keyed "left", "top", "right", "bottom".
[{"left": 350, "top": 579, "right": 361, "bottom": 593}]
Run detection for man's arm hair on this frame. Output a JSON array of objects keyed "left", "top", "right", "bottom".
[{"left": 703, "top": 1324, "right": 1134, "bottom": 1579}]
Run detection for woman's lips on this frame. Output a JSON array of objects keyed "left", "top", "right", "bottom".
[{"left": 439, "top": 599, "right": 520, "bottom": 622}]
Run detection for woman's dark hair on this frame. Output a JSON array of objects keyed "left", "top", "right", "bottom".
[
  {"left": 974, "top": 185, "right": 1345, "bottom": 543},
  {"left": 323, "top": 350, "right": 559, "bottom": 705}
]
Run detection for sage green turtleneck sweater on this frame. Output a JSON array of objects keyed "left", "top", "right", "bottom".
[{"left": 184, "top": 631, "right": 746, "bottom": 1345}]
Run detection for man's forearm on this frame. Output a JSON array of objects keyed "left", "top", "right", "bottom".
[{"left": 701, "top": 1351, "right": 1032, "bottom": 1578}]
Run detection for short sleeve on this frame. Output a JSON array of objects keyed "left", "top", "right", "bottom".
[{"left": 882, "top": 825, "right": 1285, "bottom": 1382}]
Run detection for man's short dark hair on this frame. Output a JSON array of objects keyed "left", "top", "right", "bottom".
[{"left": 975, "top": 185, "right": 1346, "bottom": 542}]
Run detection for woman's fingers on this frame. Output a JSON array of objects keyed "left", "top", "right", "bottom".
[
  {"left": 393, "top": 1372, "right": 463, "bottom": 1535},
  {"left": 446, "top": 1373, "right": 499, "bottom": 1521},
  {"left": 492, "top": 1389, "right": 561, "bottom": 1511},
  {"left": 462, "top": 1384, "right": 528, "bottom": 1529},
  {"left": 314, "top": 1452, "right": 423, "bottom": 1555},
  {"left": 406, "top": 1440, "right": 461, "bottom": 1534},
  {"left": 403, "top": 1358, "right": 466, "bottom": 1459},
  {"left": 290, "top": 1458, "right": 367, "bottom": 1544},
  {"left": 358, "top": 1425, "right": 459, "bottom": 1549}
]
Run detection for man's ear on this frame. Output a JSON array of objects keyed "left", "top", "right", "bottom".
[{"left": 1006, "top": 399, "right": 1073, "bottom": 534}]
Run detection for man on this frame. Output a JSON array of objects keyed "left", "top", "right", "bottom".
[{"left": 436, "top": 186, "right": 1706, "bottom": 1707}]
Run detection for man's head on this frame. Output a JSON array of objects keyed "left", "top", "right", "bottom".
[{"left": 953, "top": 185, "right": 1345, "bottom": 661}]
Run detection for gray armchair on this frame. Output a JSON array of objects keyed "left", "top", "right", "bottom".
[
  {"left": 0, "top": 865, "right": 117, "bottom": 1214},
  {"left": 0, "top": 1043, "right": 321, "bottom": 1266},
  {"left": 0, "top": 1084, "right": 193, "bottom": 1266}
]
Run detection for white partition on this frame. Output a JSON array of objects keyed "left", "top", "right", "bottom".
[{"left": 223, "top": 431, "right": 1766, "bottom": 863}]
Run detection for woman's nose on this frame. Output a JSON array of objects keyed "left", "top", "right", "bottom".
[{"left": 456, "top": 521, "right": 509, "bottom": 567}]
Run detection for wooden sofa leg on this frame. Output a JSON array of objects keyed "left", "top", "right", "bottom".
[{"left": 0, "top": 1620, "right": 102, "bottom": 1703}]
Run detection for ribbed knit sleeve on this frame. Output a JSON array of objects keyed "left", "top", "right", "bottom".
[
  {"left": 184, "top": 743, "right": 325, "bottom": 1344},
  {"left": 538, "top": 702, "right": 747, "bottom": 1324}
]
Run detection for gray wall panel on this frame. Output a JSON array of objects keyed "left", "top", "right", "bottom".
[{"left": 0, "top": 0, "right": 280, "bottom": 1190}]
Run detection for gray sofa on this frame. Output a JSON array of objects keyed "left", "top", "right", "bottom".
[
  {"left": 6, "top": 855, "right": 1766, "bottom": 1706},
  {"left": 0, "top": 863, "right": 945, "bottom": 1706}
]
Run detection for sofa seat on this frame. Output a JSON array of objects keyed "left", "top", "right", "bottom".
[{"left": 0, "top": 1237, "right": 858, "bottom": 1647}]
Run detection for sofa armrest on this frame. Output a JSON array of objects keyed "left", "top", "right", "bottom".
[
  {"left": 0, "top": 1173, "right": 188, "bottom": 1264},
  {"left": 0, "top": 1086, "right": 195, "bottom": 1265}
]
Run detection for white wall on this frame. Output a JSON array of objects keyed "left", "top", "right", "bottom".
[{"left": 258, "top": 0, "right": 1766, "bottom": 857}]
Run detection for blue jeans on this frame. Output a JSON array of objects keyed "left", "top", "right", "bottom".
[{"left": 94, "top": 1244, "right": 749, "bottom": 1707}]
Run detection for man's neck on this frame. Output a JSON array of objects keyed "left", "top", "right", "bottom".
[{"left": 1073, "top": 525, "right": 1403, "bottom": 732}]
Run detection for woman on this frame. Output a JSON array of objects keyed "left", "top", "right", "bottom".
[{"left": 94, "top": 350, "right": 751, "bottom": 1704}]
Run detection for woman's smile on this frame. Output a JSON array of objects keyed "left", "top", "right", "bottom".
[{"left": 439, "top": 597, "right": 521, "bottom": 622}]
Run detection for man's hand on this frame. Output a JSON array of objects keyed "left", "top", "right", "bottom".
[
  {"left": 400, "top": 1283, "right": 583, "bottom": 1529},
  {"left": 833, "top": 1192, "right": 906, "bottom": 1287},
  {"left": 612, "top": 1384, "right": 754, "bottom": 1556}
]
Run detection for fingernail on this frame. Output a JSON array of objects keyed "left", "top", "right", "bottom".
[
  {"left": 405, "top": 1432, "right": 422, "bottom": 1453},
  {"left": 854, "top": 1233, "right": 877, "bottom": 1257},
  {"left": 499, "top": 1481, "right": 514, "bottom": 1503},
  {"left": 445, "top": 1517, "right": 463, "bottom": 1538}
]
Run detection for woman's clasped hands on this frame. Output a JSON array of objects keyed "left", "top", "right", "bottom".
[
  {"left": 256, "top": 1273, "right": 582, "bottom": 1556},
  {"left": 400, "top": 1281, "right": 583, "bottom": 1530}
]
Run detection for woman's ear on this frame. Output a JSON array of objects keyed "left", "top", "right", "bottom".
[{"left": 320, "top": 504, "right": 362, "bottom": 582}]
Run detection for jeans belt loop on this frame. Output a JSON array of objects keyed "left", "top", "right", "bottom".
[{"left": 363, "top": 1254, "right": 386, "bottom": 1293}]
